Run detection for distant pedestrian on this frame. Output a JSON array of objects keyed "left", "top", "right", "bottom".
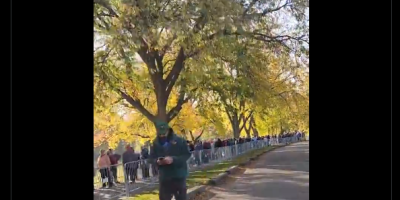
[
  {"left": 97, "top": 149, "right": 112, "bottom": 188},
  {"left": 122, "top": 145, "right": 140, "bottom": 183},
  {"left": 108, "top": 149, "right": 121, "bottom": 183},
  {"left": 141, "top": 145, "right": 150, "bottom": 178}
]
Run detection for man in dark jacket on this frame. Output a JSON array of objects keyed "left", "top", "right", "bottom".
[
  {"left": 194, "top": 141, "right": 203, "bottom": 166},
  {"left": 202, "top": 141, "right": 211, "bottom": 163},
  {"left": 108, "top": 149, "right": 121, "bottom": 183},
  {"left": 150, "top": 120, "right": 191, "bottom": 200},
  {"left": 122, "top": 145, "right": 140, "bottom": 183},
  {"left": 141, "top": 145, "right": 150, "bottom": 178}
]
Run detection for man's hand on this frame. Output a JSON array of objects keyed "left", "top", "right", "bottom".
[
  {"left": 164, "top": 156, "right": 173, "bottom": 164},
  {"left": 157, "top": 156, "right": 173, "bottom": 165}
]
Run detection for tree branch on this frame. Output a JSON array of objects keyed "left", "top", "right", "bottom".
[
  {"left": 166, "top": 90, "right": 190, "bottom": 122},
  {"left": 160, "top": 33, "right": 177, "bottom": 58},
  {"left": 112, "top": 97, "right": 124, "bottom": 105},
  {"left": 119, "top": 90, "right": 156, "bottom": 122},
  {"left": 94, "top": 0, "right": 119, "bottom": 18},
  {"left": 238, "top": 100, "right": 246, "bottom": 124},
  {"left": 95, "top": 46, "right": 113, "bottom": 65},
  {"left": 250, "top": 115, "right": 258, "bottom": 137},
  {"left": 136, "top": 37, "right": 151, "bottom": 62},
  {"left": 194, "top": 127, "right": 205, "bottom": 142},
  {"left": 185, "top": 46, "right": 206, "bottom": 59},
  {"left": 224, "top": 106, "right": 234, "bottom": 124},
  {"left": 206, "top": 29, "right": 306, "bottom": 51},
  {"left": 132, "top": 133, "right": 151, "bottom": 139},
  {"left": 252, "top": 33, "right": 308, "bottom": 44},
  {"left": 244, "top": 116, "right": 252, "bottom": 137},
  {"left": 155, "top": 51, "right": 164, "bottom": 74},
  {"left": 189, "top": 130, "right": 195, "bottom": 142},
  {"left": 260, "top": 1, "right": 290, "bottom": 16},
  {"left": 278, "top": 92, "right": 292, "bottom": 109},
  {"left": 164, "top": 47, "right": 186, "bottom": 97},
  {"left": 139, "top": 47, "right": 165, "bottom": 97},
  {"left": 160, "top": 0, "right": 171, "bottom": 13},
  {"left": 163, "top": 59, "right": 176, "bottom": 68},
  {"left": 192, "top": 7, "right": 209, "bottom": 34},
  {"left": 242, "top": 0, "right": 260, "bottom": 17},
  {"left": 239, "top": 111, "right": 254, "bottom": 133}
]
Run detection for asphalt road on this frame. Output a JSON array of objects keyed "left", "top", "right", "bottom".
[{"left": 206, "top": 141, "right": 309, "bottom": 200}]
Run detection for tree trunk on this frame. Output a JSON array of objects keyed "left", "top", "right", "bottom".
[
  {"left": 242, "top": 111, "right": 254, "bottom": 138},
  {"left": 194, "top": 128, "right": 205, "bottom": 142},
  {"left": 252, "top": 126, "right": 259, "bottom": 137},
  {"left": 225, "top": 105, "right": 253, "bottom": 139},
  {"left": 231, "top": 113, "right": 240, "bottom": 138},
  {"left": 121, "top": 48, "right": 188, "bottom": 124},
  {"left": 250, "top": 115, "right": 259, "bottom": 137},
  {"left": 189, "top": 129, "right": 205, "bottom": 143},
  {"left": 244, "top": 121, "right": 252, "bottom": 138},
  {"left": 189, "top": 131, "right": 195, "bottom": 142},
  {"left": 156, "top": 97, "right": 168, "bottom": 122},
  {"left": 245, "top": 129, "right": 251, "bottom": 138}
]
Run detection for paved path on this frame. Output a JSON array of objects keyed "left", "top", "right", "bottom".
[{"left": 206, "top": 142, "right": 309, "bottom": 200}]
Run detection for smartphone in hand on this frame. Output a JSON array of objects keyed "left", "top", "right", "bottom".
[{"left": 157, "top": 157, "right": 165, "bottom": 165}]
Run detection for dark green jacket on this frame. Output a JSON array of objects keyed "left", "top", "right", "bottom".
[{"left": 150, "top": 133, "right": 191, "bottom": 182}]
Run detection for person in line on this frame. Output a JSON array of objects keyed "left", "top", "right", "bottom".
[
  {"left": 194, "top": 141, "right": 203, "bottom": 166},
  {"left": 264, "top": 135, "right": 270, "bottom": 146},
  {"left": 97, "top": 149, "right": 112, "bottom": 188},
  {"left": 93, "top": 166, "right": 96, "bottom": 190},
  {"left": 150, "top": 143, "right": 159, "bottom": 177},
  {"left": 187, "top": 140, "right": 195, "bottom": 152},
  {"left": 122, "top": 144, "right": 140, "bottom": 184},
  {"left": 150, "top": 120, "right": 191, "bottom": 200},
  {"left": 214, "top": 138, "right": 223, "bottom": 160},
  {"left": 202, "top": 140, "right": 211, "bottom": 164},
  {"left": 186, "top": 141, "right": 196, "bottom": 167},
  {"left": 141, "top": 145, "right": 150, "bottom": 178},
  {"left": 108, "top": 149, "right": 121, "bottom": 184}
]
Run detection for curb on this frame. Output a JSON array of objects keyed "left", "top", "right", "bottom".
[
  {"left": 207, "top": 172, "right": 228, "bottom": 185},
  {"left": 186, "top": 185, "right": 207, "bottom": 199},
  {"left": 239, "top": 160, "right": 251, "bottom": 166},
  {"left": 225, "top": 165, "right": 239, "bottom": 174}
]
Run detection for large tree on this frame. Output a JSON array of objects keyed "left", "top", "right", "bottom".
[{"left": 93, "top": 0, "right": 309, "bottom": 127}]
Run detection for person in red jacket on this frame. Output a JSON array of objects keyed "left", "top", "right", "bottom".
[{"left": 108, "top": 149, "right": 121, "bottom": 184}]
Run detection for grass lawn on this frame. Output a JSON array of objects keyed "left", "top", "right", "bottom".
[{"left": 125, "top": 145, "right": 277, "bottom": 200}]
